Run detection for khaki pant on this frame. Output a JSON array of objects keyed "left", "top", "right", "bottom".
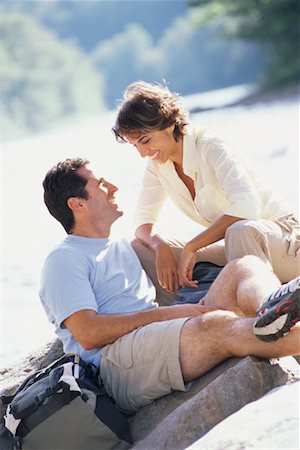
[
  {"left": 132, "top": 215, "right": 300, "bottom": 305},
  {"left": 225, "top": 215, "right": 300, "bottom": 283}
]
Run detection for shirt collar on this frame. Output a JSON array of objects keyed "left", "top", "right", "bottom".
[{"left": 182, "top": 126, "right": 198, "bottom": 180}]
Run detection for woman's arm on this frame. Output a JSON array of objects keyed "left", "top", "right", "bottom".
[
  {"left": 136, "top": 224, "right": 181, "bottom": 292},
  {"left": 177, "top": 214, "right": 241, "bottom": 287},
  {"left": 186, "top": 214, "right": 242, "bottom": 251},
  {"left": 134, "top": 159, "right": 181, "bottom": 292},
  {"left": 133, "top": 160, "right": 168, "bottom": 231}
]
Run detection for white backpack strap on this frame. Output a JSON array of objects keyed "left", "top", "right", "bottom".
[
  {"left": 59, "top": 375, "right": 82, "bottom": 394},
  {"left": 59, "top": 361, "right": 82, "bottom": 393},
  {"left": 4, "top": 405, "right": 21, "bottom": 436}
]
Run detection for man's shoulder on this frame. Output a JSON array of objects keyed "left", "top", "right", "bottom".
[
  {"left": 44, "top": 239, "right": 84, "bottom": 267},
  {"left": 48, "top": 239, "right": 76, "bottom": 255}
]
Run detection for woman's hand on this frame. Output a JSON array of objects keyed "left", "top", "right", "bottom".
[
  {"left": 155, "top": 244, "right": 181, "bottom": 292},
  {"left": 177, "top": 246, "right": 198, "bottom": 288}
]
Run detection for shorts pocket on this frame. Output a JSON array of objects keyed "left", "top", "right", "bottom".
[
  {"left": 276, "top": 215, "right": 300, "bottom": 261},
  {"left": 101, "top": 332, "right": 135, "bottom": 369}
]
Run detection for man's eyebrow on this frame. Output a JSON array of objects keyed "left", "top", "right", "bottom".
[{"left": 96, "top": 177, "right": 104, "bottom": 186}]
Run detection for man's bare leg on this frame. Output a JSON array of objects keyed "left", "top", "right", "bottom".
[
  {"left": 179, "top": 310, "right": 300, "bottom": 382},
  {"left": 201, "top": 255, "right": 281, "bottom": 316}
]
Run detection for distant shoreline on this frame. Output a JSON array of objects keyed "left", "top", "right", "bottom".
[
  {"left": 189, "top": 83, "right": 299, "bottom": 114},
  {"left": 234, "top": 83, "right": 299, "bottom": 106}
]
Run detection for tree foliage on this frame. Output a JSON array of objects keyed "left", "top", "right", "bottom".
[
  {"left": 2, "top": 2, "right": 274, "bottom": 138},
  {"left": 156, "top": 12, "right": 263, "bottom": 95},
  {"left": 1, "top": 12, "right": 105, "bottom": 138},
  {"left": 91, "top": 24, "right": 160, "bottom": 107},
  {"left": 92, "top": 11, "right": 263, "bottom": 106},
  {"left": 189, "top": 0, "right": 300, "bottom": 88}
]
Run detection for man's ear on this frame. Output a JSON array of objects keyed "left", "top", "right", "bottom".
[{"left": 67, "top": 197, "right": 83, "bottom": 211}]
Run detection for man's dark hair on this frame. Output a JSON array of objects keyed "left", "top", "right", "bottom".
[{"left": 43, "top": 157, "right": 90, "bottom": 234}]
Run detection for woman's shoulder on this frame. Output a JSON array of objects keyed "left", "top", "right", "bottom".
[
  {"left": 191, "top": 126, "right": 241, "bottom": 167},
  {"left": 192, "top": 125, "right": 225, "bottom": 143},
  {"left": 191, "top": 125, "right": 226, "bottom": 153}
]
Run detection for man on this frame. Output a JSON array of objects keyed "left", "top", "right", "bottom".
[{"left": 40, "top": 157, "right": 300, "bottom": 414}]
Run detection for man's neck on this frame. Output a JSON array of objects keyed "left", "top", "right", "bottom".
[{"left": 71, "top": 223, "right": 111, "bottom": 239}]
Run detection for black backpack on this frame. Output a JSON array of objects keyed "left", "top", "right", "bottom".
[{"left": 1, "top": 353, "right": 133, "bottom": 450}]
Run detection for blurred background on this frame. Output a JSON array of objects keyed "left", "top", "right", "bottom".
[
  {"left": 1, "top": 0, "right": 299, "bottom": 367},
  {"left": 2, "top": 0, "right": 299, "bottom": 139}
]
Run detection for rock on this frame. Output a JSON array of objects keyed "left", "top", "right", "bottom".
[
  {"left": 186, "top": 380, "right": 300, "bottom": 450},
  {"left": 0, "top": 339, "right": 63, "bottom": 397},
  {"left": 0, "top": 340, "right": 63, "bottom": 450},
  {"left": 0, "top": 340, "right": 298, "bottom": 450},
  {"left": 131, "top": 356, "right": 299, "bottom": 449}
]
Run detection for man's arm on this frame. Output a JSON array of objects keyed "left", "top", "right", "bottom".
[{"left": 64, "top": 303, "right": 217, "bottom": 350}]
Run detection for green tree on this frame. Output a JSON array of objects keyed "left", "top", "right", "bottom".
[
  {"left": 189, "top": 0, "right": 300, "bottom": 88},
  {"left": 1, "top": 12, "right": 105, "bottom": 138},
  {"left": 158, "top": 11, "right": 263, "bottom": 95},
  {"left": 92, "top": 13, "right": 263, "bottom": 106},
  {"left": 92, "top": 24, "right": 159, "bottom": 106}
]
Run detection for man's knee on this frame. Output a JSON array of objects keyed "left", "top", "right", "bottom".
[
  {"left": 182, "top": 310, "right": 238, "bottom": 338},
  {"left": 222, "top": 255, "right": 265, "bottom": 277},
  {"left": 230, "top": 254, "right": 266, "bottom": 269},
  {"left": 131, "top": 238, "right": 156, "bottom": 274},
  {"left": 131, "top": 238, "right": 150, "bottom": 257},
  {"left": 179, "top": 311, "right": 239, "bottom": 379}
]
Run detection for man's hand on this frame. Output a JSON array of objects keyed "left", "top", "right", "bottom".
[
  {"left": 155, "top": 244, "right": 181, "bottom": 292},
  {"left": 177, "top": 246, "right": 198, "bottom": 288}
]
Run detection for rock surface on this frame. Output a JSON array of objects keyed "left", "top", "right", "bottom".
[
  {"left": 0, "top": 339, "right": 299, "bottom": 450},
  {"left": 186, "top": 380, "right": 299, "bottom": 450},
  {"left": 130, "top": 356, "right": 299, "bottom": 449},
  {"left": 0, "top": 339, "right": 63, "bottom": 397}
]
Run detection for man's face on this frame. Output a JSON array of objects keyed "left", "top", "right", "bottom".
[{"left": 76, "top": 165, "right": 123, "bottom": 225}]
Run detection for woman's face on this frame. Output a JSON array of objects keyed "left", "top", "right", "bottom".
[{"left": 126, "top": 126, "right": 179, "bottom": 164}]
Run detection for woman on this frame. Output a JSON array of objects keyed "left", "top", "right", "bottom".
[{"left": 113, "top": 81, "right": 299, "bottom": 302}]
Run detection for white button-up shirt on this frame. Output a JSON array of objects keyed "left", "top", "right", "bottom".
[{"left": 133, "top": 126, "right": 292, "bottom": 229}]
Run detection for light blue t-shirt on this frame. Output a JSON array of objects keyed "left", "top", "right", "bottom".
[{"left": 39, "top": 236, "right": 157, "bottom": 367}]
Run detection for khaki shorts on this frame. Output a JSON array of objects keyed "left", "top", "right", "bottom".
[{"left": 99, "top": 318, "right": 189, "bottom": 413}]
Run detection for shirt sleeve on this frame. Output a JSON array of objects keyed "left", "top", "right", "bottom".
[
  {"left": 133, "top": 160, "right": 168, "bottom": 229},
  {"left": 40, "top": 248, "right": 98, "bottom": 329},
  {"left": 202, "top": 133, "right": 261, "bottom": 219}
]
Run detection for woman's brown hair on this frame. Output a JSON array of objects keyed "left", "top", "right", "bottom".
[{"left": 113, "top": 81, "right": 189, "bottom": 142}]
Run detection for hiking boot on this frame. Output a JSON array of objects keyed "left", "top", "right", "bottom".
[{"left": 253, "top": 276, "right": 300, "bottom": 342}]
